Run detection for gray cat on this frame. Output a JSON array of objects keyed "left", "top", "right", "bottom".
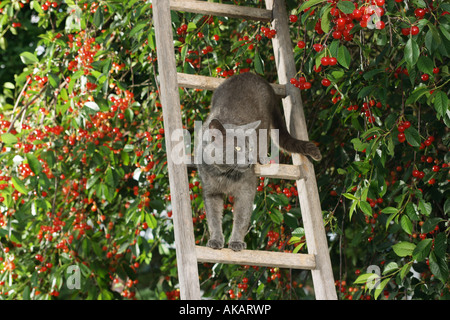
[{"left": 196, "top": 72, "right": 321, "bottom": 252}]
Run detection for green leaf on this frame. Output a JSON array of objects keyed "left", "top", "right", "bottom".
[
  {"left": 357, "top": 85, "right": 375, "bottom": 100},
  {"left": 186, "top": 22, "right": 196, "bottom": 32},
  {"left": 129, "top": 21, "right": 148, "bottom": 38},
  {"left": 145, "top": 213, "right": 157, "bottom": 229},
  {"left": 1, "top": 133, "right": 18, "bottom": 145},
  {"left": 429, "top": 251, "right": 449, "bottom": 284},
  {"left": 349, "top": 200, "right": 357, "bottom": 221},
  {"left": 337, "top": 1, "right": 355, "bottom": 14},
  {"left": 23, "top": 285, "right": 31, "bottom": 300},
  {"left": 342, "top": 193, "right": 358, "bottom": 201},
  {"left": 405, "top": 86, "right": 430, "bottom": 104},
  {"left": 421, "top": 218, "right": 443, "bottom": 234},
  {"left": 383, "top": 262, "right": 398, "bottom": 275},
  {"left": 363, "top": 69, "right": 384, "bottom": 81},
  {"left": 337, "top": 45, "right": 351, "bottom": 69},
  {"left": 433, "top": 90, "right": 448, "bottom": 119},
  {"left": 374, "top": 278, "right": 390, "bottom": 300},
  {"left": 404, "top": 127, "right": 421, "bottom": 147},
  {"left": 354, "top": 273, "right": 377, "bottom": 284},
  {"left": 12, "top": 176, "right": 28, "bottom": 194},
  {"left": 404, "top": 38, "right": 419, "bottom": 67},
  {"left": 405, "top": 203, "right": 420, "bottom": 221},
  {"left": 321, "top": 6, "right": 331, "bottom": 33},
  {"left": 392, "top": 242, "right": 416, "bottom": 257},
  {"left": 86, "top": 174, "right": 100, "bottom": 190},
  {"left": 105, "top": 167, "right": 117, "bottom": 188},
  {"left": 4, "top": 82, "right": 14, "bottom": 89},
  {"left": 418, "top": 200, "right": 432, "bottom": 217},
  {"left": 268, "top": 208, "right": 284, "bottom": 225},
  {"left": 412, "top": 239, "right": 432, "bottom": 261},
  {"left": 93, "top": 7, "right": 104, "bottom": 28},
  {"left": 417, "top": 56, "right": 434, "bottom": 75},
  {"left": 26, "top": 153, "right": 42, "bottom": 175},
  {"left": 254, "top": 50, "right": 264, "bottom": 75},
  {"left": 400, "top": 215, "right": 413, "bottom": 235},
  {"left": 381, "top": 207, "right": 399, "bottom": 214},
  {"left": 350, "top": 161, "right": 371, "bottom": 174},
  {"left": 434, "top": 233, "right": 447, "bottom": 259},
  {"left": 84, "top": 101, "right": 100, "bottom": 111},
  {"left": 20, "top": 51, "right": 39, "bottom": 64},
  {"left": 400, "top": 264, "right": 412, "bottom": 280},
  {"left": 299, "top": 0, "right": 328, "bottom": 12},
  {"left": 359, "top": 201, "right": 372, "bottom": 216}
]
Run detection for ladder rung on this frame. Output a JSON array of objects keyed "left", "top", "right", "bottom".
[
  {"left": 196, "top": 245, "right": 316, "bottom": 270},
  {"left": 254, "top": 163, "right": 305, "bottom": 180},
  {"left": 177, "top": 72, "right": 287, "bottom": 97},
  {"left": 170, "top": 0, "right": 273, "bottom": 22}
]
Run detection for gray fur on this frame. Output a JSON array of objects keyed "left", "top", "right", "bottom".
[{"left": 197, "top": 72, "right": 321, "bottom": 251}]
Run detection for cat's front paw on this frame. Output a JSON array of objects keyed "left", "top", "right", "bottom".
[
  {"left": 304, "top": 142, "right": 322, "bottom": 161},
  {"left": 207, "top": 239, "right": 224, "bottom": 250},
  {"left": 228, "top": 241, "right": 246, "bottom": 252}
]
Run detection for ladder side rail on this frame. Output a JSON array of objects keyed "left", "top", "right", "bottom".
[
  {"left": 153, "top": 0, "right": 201, "bottom": 300},
  {"left": 264, "top": 0, "right": 338, "bottom": 300}
]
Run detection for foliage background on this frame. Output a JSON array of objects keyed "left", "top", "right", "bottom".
[{"left": 0, "top": 0, "right": 449, "bottom": 300}]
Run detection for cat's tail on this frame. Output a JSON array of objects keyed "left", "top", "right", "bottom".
[{"left": 271, "top": 103, "right": 322, "bottom": 161}]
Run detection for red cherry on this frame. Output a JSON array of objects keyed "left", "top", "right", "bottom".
[
  {"left": 415, "top": 8, "right": 426, "bottom": 18},
  {"left": 289, "top": 15, "right": 298, "bottom": 23},
  {"left": 297, "top": 40, "right": 305, "bottom": 49},
  {"left": 329, "top": 57, "right": 337, "bottom": 66},
  {"left": 332, "top": 31, "right": 342, "bottom": 39},
  {"left": 401, "top": 28, "right": 410, "bottom": 36},
  {"left": 321, "top": 57, "right": 330, "bottom": 66},
  {"left": 411, "top": 26, "right": 419, "bottom": 35},
  {"left": 352, "top": 9, "right": 362, "bottom": 20},
  {"left": 375, "top": 21, "right": 385, "bottom": 30},
  {"left": 313, "top": 43, "right": 323, "bottom": 52},
  {"left": 375, "top": 0, "right": 385, "bottom": 6},
  {"left": 433, "top": 67, "right": 439, "bottom": 74},
  {"left": 421, "top": 74, "right": 429, "bottom": 81},
  {"left": 336, "top": 18, "right": 346, "bottom": 29},
  {"left": 432, "top": 165, "right": 440, "bottom": 172},
  {"left": 321, "top": 78, "right": 331, "bottom": 87}
]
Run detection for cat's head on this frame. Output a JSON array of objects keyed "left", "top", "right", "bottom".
[{"left": 202, "top": 119, "right": 260, "bottom": 173}]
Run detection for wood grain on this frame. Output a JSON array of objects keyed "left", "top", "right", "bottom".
[
  {"left": 170, "top": 0, "right": 272, "bottom": 22},
  {"left": 153, "top": 0, "right": 201, "bottom": 300},
  {"left": 254, "top": 163, "right": 305, "bottom": 180},
  {"left": 177, "top": 72, "right": 287, "bottom": 97},
  {"left": 265, "top": 0, "right": 337, "bottom": 300},
  {"left": 196, "top": 246, "right": 316, "bottom": 270}
]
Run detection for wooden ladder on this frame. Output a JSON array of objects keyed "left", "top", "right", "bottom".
[{"left": 152, "top": 0, "right": 337, "bottom": 300}]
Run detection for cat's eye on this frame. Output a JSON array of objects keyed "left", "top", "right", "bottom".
[{"left": 235, "top": 146, "right": 241, "bottom": 151}]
